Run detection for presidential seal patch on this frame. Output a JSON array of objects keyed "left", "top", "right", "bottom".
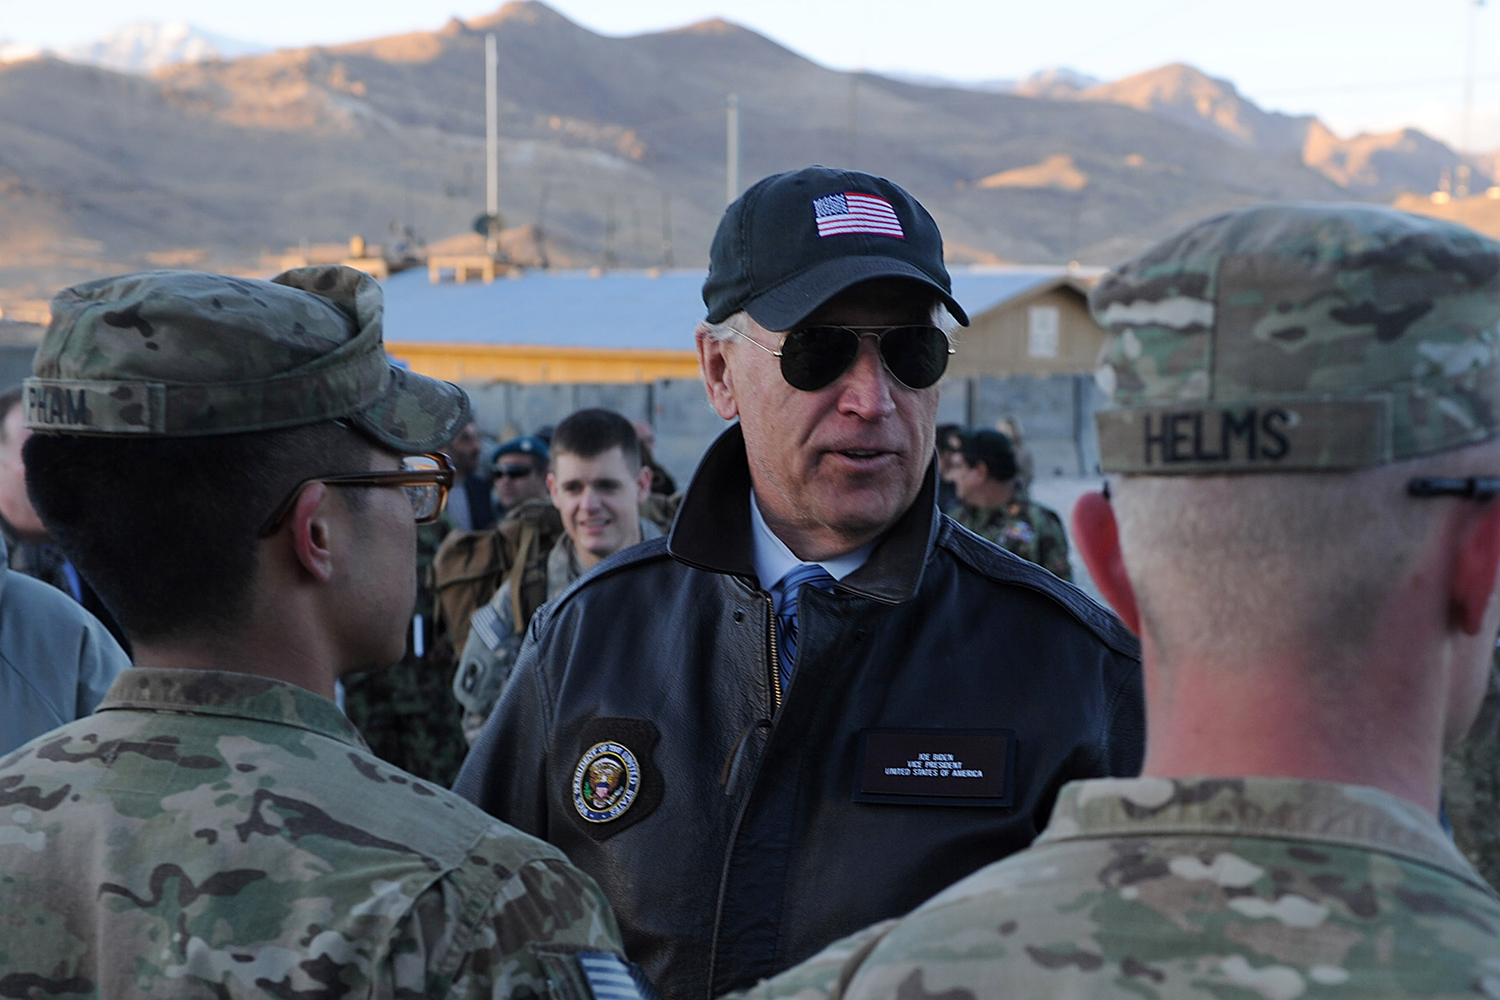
[{"left": 573, "top": 741, "right": 641, "bottom": 823}]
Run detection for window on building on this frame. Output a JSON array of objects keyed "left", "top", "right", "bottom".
[{"left": 1027, "top": 305, "right": 1060, "bottom": 358}]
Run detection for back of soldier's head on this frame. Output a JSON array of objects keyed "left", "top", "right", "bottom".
[
  {"left": 23, "top": 266, "right": 468, "bottom": 643},
  {"left": 1090, "top": 203, "right": 1500, "bottom": 662}
]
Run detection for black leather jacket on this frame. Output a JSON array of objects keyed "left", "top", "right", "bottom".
[{"left": 455, "top": 426, "right": 1144, "bottom": 1000}]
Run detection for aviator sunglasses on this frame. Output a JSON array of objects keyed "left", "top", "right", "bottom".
[{"left": 735, "top": 323, "right": 955, "bottom": 391}]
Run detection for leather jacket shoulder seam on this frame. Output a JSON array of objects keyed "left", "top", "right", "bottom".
[{"left": 936, "top": 516, "right": 1141, "bottom": 660}]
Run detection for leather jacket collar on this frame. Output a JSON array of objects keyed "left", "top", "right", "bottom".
[{"left": 668, "top": 423, "right": 940, "bottom": 605}]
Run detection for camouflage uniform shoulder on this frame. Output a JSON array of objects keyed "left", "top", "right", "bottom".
[
  {"left": 0, "top": 670, "right": 626, "bottom": 997},
  {"left": 937, "top": 514, "right": 1136, "bottom": 660},
  {"left": 738, "top": 776, "right": 1500, "bottom": 1000}
]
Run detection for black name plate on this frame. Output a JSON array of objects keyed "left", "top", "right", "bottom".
[{"left": 854, "top": 728, "right": 1015, "bottom": 807}]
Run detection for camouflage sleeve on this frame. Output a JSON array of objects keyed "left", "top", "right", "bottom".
[
  {"left": 1034, "top": 505, "right": 1072, "bottom": 582},
  {"left": 452, "top": 583, "right": 524, "bottom": 744},
  {"left": 382, "top": 830, "right": 627, "bottom": 999},
  {"left": 723, "top": 919, "right": 899, "bottom": 1000}
]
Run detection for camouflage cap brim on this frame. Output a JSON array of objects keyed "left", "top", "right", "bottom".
[
  {"left": 348, "top": 362, "right": 471, "bottom": 455},
  {"left": 1089, "top": 203, "right": 1500, "bottom": 474}
]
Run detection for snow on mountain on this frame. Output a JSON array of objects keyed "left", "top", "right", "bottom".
[
  {"left": 0, "top": 39, "right": 44, "bottom": 64},
  {"left": 62, "top": 21, "right": 266, "bottom": 74}
]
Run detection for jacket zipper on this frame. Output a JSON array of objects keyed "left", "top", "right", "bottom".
[{"left": 764, "top": 591, "right": 782, "bottom": 710}]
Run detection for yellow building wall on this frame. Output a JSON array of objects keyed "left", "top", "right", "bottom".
[
  {"left": 386, "top": 342, "right": 703, "bottom": 384},
  {"left": 947, "top": 287, "right": 1105, "bottom": 378}
]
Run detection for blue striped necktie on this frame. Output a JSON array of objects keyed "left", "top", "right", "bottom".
[{"left": 773, "top": 564, "right": 835, "bottom": 692}]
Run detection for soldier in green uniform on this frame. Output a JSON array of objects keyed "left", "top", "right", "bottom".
[
  {"left": 0, "top": 266, "right": 634, "bottom": 998},
  {"left": 730, "top": 204, "right": 1500, "bottom": 998},
  {"left": 949, "top": 427, "right": 1072, "bottom": 580}
]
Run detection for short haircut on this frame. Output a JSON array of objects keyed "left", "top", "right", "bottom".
[
  {"left": 550, "top": 409, "right": 641, "bottom": 469},
  {"left": 1110, "top": 438, "right": 1500, "bottom": 674},
  {"left": 936, "top": 423, "right": 962, "bottom": 451},
  {"left": 959, "top": 429, "right": 1017, "bottom": 482},
  {"left": 24, "top": 421, "right": 373, "bottom": 643}
]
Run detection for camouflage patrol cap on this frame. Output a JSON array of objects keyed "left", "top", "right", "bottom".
[
  {"left": 1090, "top": 203, "right": 1500, "bottom": 474},
  {"left": 25, "top": 265, "right": 469, "bottom": 452}
]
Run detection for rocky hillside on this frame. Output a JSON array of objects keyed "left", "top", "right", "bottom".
[{"left": 0, "top": 3, "right": 1482, "bottom": 300}]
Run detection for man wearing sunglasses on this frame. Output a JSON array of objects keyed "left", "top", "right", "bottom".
[
  {"left": 730, "top": 204, "right": 1500, "bottom": 998},
  {"left": 456, "top": 167, "right": 1145, "bottom": 999},
  {"left": 0, "top": 267, "right": 635, "bottom": 997},
  {"left": 491, "top": 434, "right": 551, "bottom": 516}
]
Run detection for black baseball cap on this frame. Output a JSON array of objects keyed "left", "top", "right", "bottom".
[{"left": 702, "top": 166, "right": 970, "bottom": 331}]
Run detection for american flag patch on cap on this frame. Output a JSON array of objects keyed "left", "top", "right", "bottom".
[{"left": 812, "top": 192, "right": 905, "bottom": 239}]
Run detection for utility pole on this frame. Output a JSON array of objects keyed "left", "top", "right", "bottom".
[
  {"left": 604, "top": 194, "right": 617, "bottom": 270},
  {"left": 485, "top": 33, "right": 500, "bottom": 246},
  {"left": 726, "top": 93, "right": 740, "bottom": 205},
  {"left": 847, "top": 73, "right": 859, "bottom": 168},
  {"left": 1458, "top": 0, "right": 1485, "bottom": 197},
  {"left": 661, "top": 193, "right": 674, "bottom": 268}
]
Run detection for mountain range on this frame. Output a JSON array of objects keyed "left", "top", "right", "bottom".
[{"left": 0, "top": 2, "right": 1492, "bottom": 302}]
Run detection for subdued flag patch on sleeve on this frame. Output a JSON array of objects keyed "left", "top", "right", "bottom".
[
  {"left": 578, "top": 951, "right": 652, "bottom": 1000},
  {"left": 535, "top": 948, "right": 660, "bottom": 1000}
]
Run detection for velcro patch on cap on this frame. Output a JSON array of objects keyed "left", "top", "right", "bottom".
[
  {"left": 1097, "top": 398, "right": 1391, "bottom": 473},
  {"left": 24, "top": 378, "right": 165, "bottom": 434},
  {"left": 812, "top": 192, "right": 905, "bottom": 239}
]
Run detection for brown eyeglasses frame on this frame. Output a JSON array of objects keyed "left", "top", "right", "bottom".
[{"left": 258, "top": 451, "right": 456, "bottom": 537}]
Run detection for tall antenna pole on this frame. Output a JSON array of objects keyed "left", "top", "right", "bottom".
[
  {"left": 847, "top": 74, "right": 858, "bottom": 168},
  {"left": 661, "top": 193, "right": 674, "bottom": 267},
  {"left": 726, "top": 93, "right": 740, "bottom": 205},
  {"left": 485, "top": 33, "right": 499, "bottom": 223}
]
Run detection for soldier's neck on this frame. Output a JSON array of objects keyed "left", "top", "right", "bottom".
[
  {"left": 132, "top": 620, "right": 344, "bottom": 702},
  {"left": 1138, "top": 642, "right": 1448, "bottom": 817}
]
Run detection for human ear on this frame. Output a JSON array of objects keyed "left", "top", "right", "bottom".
[
  {"left": 1071, "top": 490, "right": 1141, "bottom": 635},
  {"left": 1450, "top": 498, "right": 1500, "bottom": 635},
  {"left": 636, "top": 464, "right": 653, "bottom": 503},
  {"left": 697, "top": 325, "right": 740, "bottom": 421},
  {"left": 546, "top": 471, "right": 560, "bottom": 506},
  {"left": 289, "top": 482, "right": 335, "bottom": 583}
]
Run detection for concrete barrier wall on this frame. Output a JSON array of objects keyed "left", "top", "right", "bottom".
[{"left": 460, "top": 371, "right": 1106, "bottom": 489}]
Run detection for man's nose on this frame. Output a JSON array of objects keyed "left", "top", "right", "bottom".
[{"left": 836, "top": 337, "right": 897, "bottom": 419}]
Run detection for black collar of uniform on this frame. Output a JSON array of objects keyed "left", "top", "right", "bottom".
[{"left": 668, "top": 423, "right": 939, "bottom": 605}]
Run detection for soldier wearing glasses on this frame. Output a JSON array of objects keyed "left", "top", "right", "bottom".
[
  {"left": 455, "top": 167, "right": 1145, "bottom": 999},
  {"left": 0, "top": 267, "right": 633, "bottom": 998}
]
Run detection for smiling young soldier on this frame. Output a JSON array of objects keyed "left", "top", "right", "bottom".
[
  {"left": 0, "top": 267, "right": 634, "bottom": 998},
  {"left": 453, "top": 408, "right": 659, "bottom": 742},
  {"left": 455, "top": 167, "right": 1145, "bottom": 1000},
  {"left": 728, "top": 204, "right": 1500, "bottom": 999}
]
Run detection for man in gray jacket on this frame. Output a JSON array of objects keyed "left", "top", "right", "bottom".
[
  {"left": 0, "top": 532, "right": 130, "bottom": 755},
  {"left": 454, "top": 408, "right": 658, "bottom": 741}
]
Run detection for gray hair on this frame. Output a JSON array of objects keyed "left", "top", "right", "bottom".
[{"left": 700, "top": 303, "right": 961, "bottom": 344}]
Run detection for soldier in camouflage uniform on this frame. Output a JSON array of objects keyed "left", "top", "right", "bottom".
[
  {"left": 949, "top": 427, "right": 1072, "bottom": 580},
  {"left": 730, "top": 204, "right": 1500, "bottom": 998},
  {"left": 0, "top": 266, "right": 635, "bottom": 998}
]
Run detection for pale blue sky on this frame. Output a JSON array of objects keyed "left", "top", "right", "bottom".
[{"left": 3, "top": 0, "right": 1496, "bottom": 149}]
